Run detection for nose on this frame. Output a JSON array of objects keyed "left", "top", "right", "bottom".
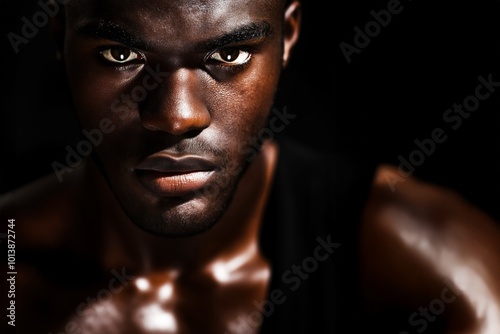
[{"left": 140, "top": 68, "right": 211, "bottom": 136}]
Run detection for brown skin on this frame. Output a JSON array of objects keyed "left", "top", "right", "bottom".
[
  {"left": 62, "top": 0, "right": 299, "bottom": 237},
  {"left": 2, "top": 0, "right": 500, "bottom": 333}
]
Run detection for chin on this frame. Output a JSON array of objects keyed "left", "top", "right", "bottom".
[
  {"left": 112, "top": 170, "right": 241, "bottom": 237},
  {"left": 126, "top": 196, "right": 231, "bottom": 237}
]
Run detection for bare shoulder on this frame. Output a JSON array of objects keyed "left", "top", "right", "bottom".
[
  {"left": 364, "top": 164, "right": 500, "bottom": 251},
  {"left": 364, "top": 164, "right": 499, "bottom": 237},
  {"left": 360, "top": 164, "right": 500, "bottom": 333}
]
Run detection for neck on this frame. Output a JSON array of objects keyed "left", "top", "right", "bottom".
[{"left": 85, "top": 140, "right": 279, "bottom": 276}]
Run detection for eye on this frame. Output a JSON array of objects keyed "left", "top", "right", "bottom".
[
  {"left": 209, "top": 48, "right": 251, "bottom": 66},
  {"left": 100, "top": 46, "right": 144, "bottom": 64}
]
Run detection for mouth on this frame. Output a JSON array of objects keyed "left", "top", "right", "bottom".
[{"left": 134, "top": 153, "right": 216, "bottom": 197}]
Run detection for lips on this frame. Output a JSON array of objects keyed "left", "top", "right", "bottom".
[{"left": 134, "top": 153, "right": 216, "bottom": 197}]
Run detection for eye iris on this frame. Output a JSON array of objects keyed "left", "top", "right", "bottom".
[
  {"left": 220, "top": 48, "right": 240, "bottom": 62},
  {"left": 111, "top": 47, "right": 130, "bottom": 61}
]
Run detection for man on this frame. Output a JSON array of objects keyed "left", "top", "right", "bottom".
[{"left": 1, "top": 0, "right": 499, "bottom": 333}]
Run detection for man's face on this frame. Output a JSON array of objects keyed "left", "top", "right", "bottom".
[{"left": 62, "top": 0, "right": 293, "bottom": 236}]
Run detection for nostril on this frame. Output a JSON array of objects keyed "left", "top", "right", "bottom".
[{"left": 183, "top": 129, "right": 204, "bottom": 138}]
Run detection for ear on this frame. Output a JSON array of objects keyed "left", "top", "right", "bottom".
[
  {"left": 49, "top": 0, "right": 66, "bottom": 60},
  {"left": 282, "top": 1, "right": 302, "bottom": 68}
]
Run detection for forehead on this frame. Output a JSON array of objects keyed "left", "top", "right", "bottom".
[{"left": 65, "top": 0, "right": 284, "bottom": 50}]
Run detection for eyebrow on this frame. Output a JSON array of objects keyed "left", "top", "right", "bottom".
[
  {"left": 195, "top": 22, "right": 272, "bottom": 52},
  {"left": 74, "top": 20, "right": 150, "bottom": 50},
  {"left": 74, "top": 20, "right": 273, "bottom": 53}
]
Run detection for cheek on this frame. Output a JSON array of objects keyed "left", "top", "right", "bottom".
[
  {"left": 209, "top": 56, "right": 282, "bottom": 141},
  {"left": 65, "top": 38, "right": 141, "bottom": 130}
]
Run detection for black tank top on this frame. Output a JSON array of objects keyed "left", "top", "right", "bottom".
[{"left": 259, "top": 135, "right": 377, "bottom": 333}]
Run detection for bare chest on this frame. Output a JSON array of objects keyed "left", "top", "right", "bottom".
[{"left": 20, "top": 258, "right": 271, "bottom": 334}]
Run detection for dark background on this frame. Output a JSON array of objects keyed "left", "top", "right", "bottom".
[{"left": 1, "top": 0, "right": 499, "bottom": 220}]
